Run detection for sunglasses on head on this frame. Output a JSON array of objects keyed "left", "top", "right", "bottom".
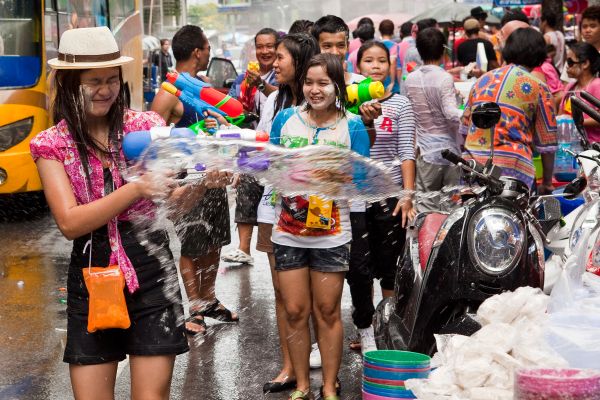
[{"left": 567, "top": 58, "right": 583, "bottom": 67}]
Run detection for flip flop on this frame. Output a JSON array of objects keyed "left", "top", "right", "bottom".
[
  {"left": 184, "top": 311, "right": 207, "bottom": 335},
  {"left": 200, "top": 299, "right": 239, "bottom": 322}
]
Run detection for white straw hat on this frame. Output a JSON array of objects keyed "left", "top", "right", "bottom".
[{"left": 48, "top": 26, "right": 133, "bottom": 70}]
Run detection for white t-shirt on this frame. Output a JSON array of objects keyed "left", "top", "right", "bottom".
[{"left": 256, "top": 91, "right": 279, "bottom": 224}]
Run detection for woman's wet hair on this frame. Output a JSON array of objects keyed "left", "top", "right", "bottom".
[
  {"left": 502, "top": 27, "right": 548, "bottom": 69},
  {"left": 568, "top": 42, "right": 600, "bottom": 76},
  {"left": 52, "top": 68, "right": 127, "bottom": 189},
  {"left": 302, "top": 53, "right": 347, "bottom": 116},
  {"left": 357, "top": 40, "right": 391, "bottom": 65},
  {"left": 273, "top": 33, "right": 320, "bottom": 118}
]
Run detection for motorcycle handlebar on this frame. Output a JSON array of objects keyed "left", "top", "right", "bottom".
[
  {"left": 441, "top": 149, "right": 468, "bottom": 166},
  {"left": 581, "top": 91, "right": 600, "bottom": 114},
  {"left": 571, "top": 96, "right": 600, "bottom": 125}
]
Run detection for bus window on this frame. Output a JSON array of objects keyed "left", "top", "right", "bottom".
[
  {"left": 0, "top": 0, "right": 42, "bottom": 88},
  {"left": 57, "top": 0, "right": 107, "bottom": 32}
]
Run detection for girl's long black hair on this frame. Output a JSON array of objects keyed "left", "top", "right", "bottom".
[
  {"left": 51, "top": 68, "right": 128, "bottom": 193},
  {"left": 273, "top": 33, "right": 320, "bottom": 119}
]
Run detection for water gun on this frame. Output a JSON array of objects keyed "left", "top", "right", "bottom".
[
  {"left": 239, "top": 61, "right": 260, "bottom": 111},
  {"left": 346, "top": 77, "right": 385, "bottom": 114},
  {"left": 161, "top": 71, "right": 245, "bottom": 134},
  {"left": 123, "top": 126, "right": 269, "bottom": 162},
  {"left": 402, "top": 61, "right": 418, "bottom": 81}
]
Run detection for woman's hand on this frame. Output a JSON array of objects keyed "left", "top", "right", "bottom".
[
  {"left": 203, "top": 169, "right": 234, "bottom": 189},
  {"left": 359, "top": 102, "right": 382, "bottom": 126},
  {"left": 393, "top": 197, "right": 417, "bottom": 228},
  {"left": 133, "top": 172, "right": 177, "bottom": 201}
]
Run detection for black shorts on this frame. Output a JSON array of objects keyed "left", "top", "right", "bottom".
[
  {"left": 234, "top": 175, "right": 263, "bottom": 225},
  {"left": 64, "top": 223, "right": 189, "bottom": 365},
  {"left": 174, "top": 188, "right": 231, "bottom": 257}
]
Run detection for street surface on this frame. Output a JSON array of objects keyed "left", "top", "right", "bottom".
[{"left": 0, "top": 193, "right": 371, "bottom": 399}]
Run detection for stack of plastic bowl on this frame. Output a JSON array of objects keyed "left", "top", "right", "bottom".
[
  {"left": 362, "top": 350, "right": 431, "bottom": 399},
  {"left": 515, "top": 368, "right": 600, "bottom": 400}
]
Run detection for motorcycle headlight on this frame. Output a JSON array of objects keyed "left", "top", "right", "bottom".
[
  {"left": 0, "top": 117, "right": 33, "bottom": 152},
  {"left": 468, "top": 208, "right": 524, "bottom": 275}
]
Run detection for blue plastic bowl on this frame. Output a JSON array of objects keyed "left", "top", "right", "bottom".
[
  {"left": 364, "top": 366, "right": 430, "bottom": 381},
  {"left": 364, "top": 359, "right": 430, "bottom": 371},
  {"left": 363, "top": 384, "right": 416, "bottom": 398}
]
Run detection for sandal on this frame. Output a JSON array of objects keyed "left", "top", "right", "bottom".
[
  {"left": 319, "top": 378, "right": 341, "bottom": 398},
  {"left": 289, "top": 389, "right": 312, "bottom": 400},
  {"left": 184, "top": 311, "right": 207, "bottom": 336},
  {"left": 200, "top": 299, "right": 239, "bottom": 322}
]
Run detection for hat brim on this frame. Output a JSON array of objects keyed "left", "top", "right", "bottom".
[{"left": 47, "top": 56, "right": 134, "bottom": 70}]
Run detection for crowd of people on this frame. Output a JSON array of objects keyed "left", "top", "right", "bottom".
[{"left": 29, "top": 5, "right": 600, "bottom": 400}]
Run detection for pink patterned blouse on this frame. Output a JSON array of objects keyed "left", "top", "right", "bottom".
[{"left": 30, "top": 109, "right": 165, "bottom": 293}]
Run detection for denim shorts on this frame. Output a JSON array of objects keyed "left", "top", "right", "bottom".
[{"left": 273, "top": 243, "right": 350, "bottom": 273}]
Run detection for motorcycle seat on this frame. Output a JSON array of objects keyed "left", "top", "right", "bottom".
[{"left": 418, "top": 213, "right": 448, "bottom": 271}]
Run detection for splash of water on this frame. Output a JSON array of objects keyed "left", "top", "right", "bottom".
[{"left": 126, "top": 137, "right": 413, "bottom": 203}]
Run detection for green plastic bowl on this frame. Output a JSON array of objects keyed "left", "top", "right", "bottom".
[
  {"left": 363, "top": 380, "right": 406, "bottom": 390},
  {"left": 364, "top": 350, "right": 431, "bottom": 367}
]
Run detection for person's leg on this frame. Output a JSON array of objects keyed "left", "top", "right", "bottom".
[
  {"left": 179, "top": 255, "right": 206, "bottom": 334},
  {"left": 346, "top": 212, "right": 375, "bottom": 330},
  {"left": 196, "top": 247, "right": 238, "bottom": 320},
  {"left": 311, "top": 270, "right": 346, "bottom": 397},
  {"left": 415, "top": 156, "right": 445, "bottom": 212},
  {"left": 130, "top": 355, "right": 176, "bottom": 400},
  {"left": 237, "top": 223, "right": 254, "bottom": 255},
  {"left": 69, "top": 362, "right": 118, "bottom": 400},
  {"left": 278, "top": 267, "right": 313, "bottom": 393},
  {"left": 268, "top": 253, "right": 295, "bottom": 382}
]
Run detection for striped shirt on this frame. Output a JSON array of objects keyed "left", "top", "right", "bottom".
[{"left": 370, "top": 94, "right": 416, "bottom": 185}]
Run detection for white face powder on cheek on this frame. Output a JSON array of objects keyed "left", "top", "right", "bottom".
[{"left": 310, "top": 83, "right": 336, "bottom": 110}]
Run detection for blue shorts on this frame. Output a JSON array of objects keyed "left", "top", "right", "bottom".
[{"left": 273, "top": 243, "right": 350, "bottom": 273}]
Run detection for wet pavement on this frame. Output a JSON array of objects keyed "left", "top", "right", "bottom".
[{"left": 0, "top": 193, "right": 373, "bottom": 399}]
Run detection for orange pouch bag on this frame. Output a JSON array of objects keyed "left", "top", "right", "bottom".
[{"left": 82, "top": 265, "right": 131, "bottom": 333}]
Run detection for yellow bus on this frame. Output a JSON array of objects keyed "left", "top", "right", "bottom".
[{"left": 0, "top": 0, "right": 143, "bottom": 193}]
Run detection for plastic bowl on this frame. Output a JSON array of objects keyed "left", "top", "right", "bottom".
[
  {"left": 364, "top": 350, "right": 430, "bottom": 368},
  {"left": 364, "top": 366, "right": 430, "bottom": 381},
  {"left": 515, "top": 368, "right": 600, "bottom": 398},
  {"left": 362, "top": 389, "right": 415, "bottom": 400},
  {"left": 554, "top": 187, "right": 584, "bottom": 217},
  {"left": 363, "top": 375, "right": 406, "bottom": 386},
  {"left": 363, "top": 384, "right": 416, "bottom": 398},
  {"left": 363, "top": 380, "right": 406, "bottom": 390},
  {"left": 364, "top": 360, "right": 430, "bottom": 373}
]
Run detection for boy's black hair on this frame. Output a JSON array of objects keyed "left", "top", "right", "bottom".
[
  {"left": 289, "top": 20, "right": 314, "bottom": 35},
  {"left": 582, "top": 6, "right": 600, "bottom": 24},
  {"left": 502, "top": 27, "right": 547, "bottom": 69},
  {"left": 379, "top": 19, "right": 395, "bottom": 37},
  {"left": 500, "top": 10, "right": 529, "bottom": 27},
  {"left": 416, "top": 18, "right": 437, "bottom": 32},
  {"left": 416, "top": 27, "right": 445, "bottom": 63},
  {"left": 172, "top": 25, "right": 207, "bottom": 62},
  {"left": 354, "top": 23, "right": 375, "bottom": 42},
  {"left": 400, "top": 21, "right": 414, "bottom": 38},
  {"left": 312, "top": 15, "right": 349, "bottom": 42}
]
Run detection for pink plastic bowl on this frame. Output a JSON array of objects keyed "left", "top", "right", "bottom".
[{"left": 364, "top": 375, "right": 405, "bottom": 386}]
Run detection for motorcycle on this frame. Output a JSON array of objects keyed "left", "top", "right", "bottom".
[
  {"left": 373, "top": 102, "right": 585, "bottom": 355},
  {"left": 545, "top": 92, "right": 600, "bottom": 285}
]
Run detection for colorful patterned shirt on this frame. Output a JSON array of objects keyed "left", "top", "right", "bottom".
[
  {"left": 30, "top": 109, "right": 165, "bottom": 293},
  {"left": 463, "top": 64, "right": 557, "bottom": 188},
  {"left": 269, "top": 106, "right": 370, "bottom": 248}
]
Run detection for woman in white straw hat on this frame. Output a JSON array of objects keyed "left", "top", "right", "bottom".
[{"left": 30, "top": 26, "right": 229, "bottom": 399}]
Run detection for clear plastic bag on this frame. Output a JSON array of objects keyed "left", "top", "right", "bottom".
[{"left": 83, "top": 265, "right": 131, "bottom": 333}]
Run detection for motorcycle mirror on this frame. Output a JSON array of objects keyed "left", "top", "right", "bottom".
[
  {"left": 471, "top": 102, "right": 501, "bottom": 129},
  {"left": 563, "top": 176, "right": 588, "bottom": 200}
]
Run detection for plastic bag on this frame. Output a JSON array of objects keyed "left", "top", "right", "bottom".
[
  {"left": 83, "top": 265, "right": 131, "bottom": 333},
  {"left": 546, "top": 228, "right": 600, "bottom": 369}
]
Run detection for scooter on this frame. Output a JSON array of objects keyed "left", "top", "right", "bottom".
[
  {"left": 373, "top": 102, "right": 585, "bottom": 355},
  {"left": 545, "top": 92, "right": 600, "bottom": 286}
]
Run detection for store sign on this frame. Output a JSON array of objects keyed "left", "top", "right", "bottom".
[{"left": 493, "top": 0, "right": 541, "bottom": 6}]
